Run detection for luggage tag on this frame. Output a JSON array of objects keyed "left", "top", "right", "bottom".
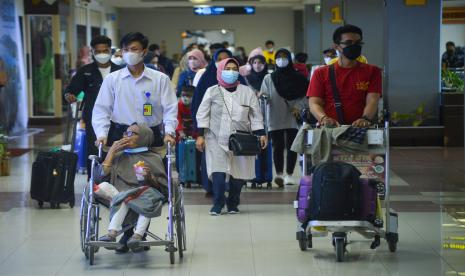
[{"left": 143, "top": 91, "right": 152, "bottom": 117}]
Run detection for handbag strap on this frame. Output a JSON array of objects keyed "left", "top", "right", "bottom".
[
  {"left": 217, "top": 85, "right": 237, "bottom": 133},
  {"left": 328, "top": 64, "right": 345, "bottom": 124}
]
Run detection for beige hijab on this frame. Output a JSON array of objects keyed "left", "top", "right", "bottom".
[{"left": 110, "top": 125, "right": 168, "bottom": 192}]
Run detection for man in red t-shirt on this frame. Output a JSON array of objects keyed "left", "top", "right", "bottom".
[{"left": 307, "top": 24, "right": 382, "bottom": 127}]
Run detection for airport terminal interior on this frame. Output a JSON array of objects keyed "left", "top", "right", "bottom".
[{"left": 0, "top": 0, "right": 465, "bottom": 275}]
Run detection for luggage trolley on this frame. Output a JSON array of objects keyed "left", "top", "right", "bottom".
[
  {"left": 295, "top": 112, "right": 398, "bottom": 262},
  {"left": 79, "top": 143, "right": 187, "bottom": 265}
]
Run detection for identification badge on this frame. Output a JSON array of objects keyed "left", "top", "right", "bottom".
[
  {"left": 143, "top": 103, "right": 152, "bottom": 116},
  {"left": 143, "top": 91, "right": 152, "bottom": 116}
]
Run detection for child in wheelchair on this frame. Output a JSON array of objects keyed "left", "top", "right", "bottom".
[{"left": 96, "top": 124, "right": 169, "bottom": 250}]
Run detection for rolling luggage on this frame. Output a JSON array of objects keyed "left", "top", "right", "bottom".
[
  {"left": 251, "top": 95, "right": 273, "bottom": 189},
  {"left": 30, "top": 150, "right": 77, "bottom": 208},
  {"left": 360, "top": 179, "right": 384, "bottom": 227},
  {"left": 296, "top": 175, "right": 312, "bottom": 223},
  {"left": 310, "top": 162, "right": 362, "bottom": 221},
  {"left": 177, "top": 138, "right": 197, "bottom": 185},
  {"left": 30, "top": 102, "right": 79, "bottom": 208}
]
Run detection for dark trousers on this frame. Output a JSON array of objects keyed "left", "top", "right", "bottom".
[
  {"left": 85, "top": 120, "right": 103, "bottom": 180},
  {"left": 269, "top": 128, "right": 298, "bottom": 175},
  {"left": 211, "top": 172, "right": 244, "bottom": 212},
  {"left": 201, "top": 152, "right": 212, "bottom": 193}
]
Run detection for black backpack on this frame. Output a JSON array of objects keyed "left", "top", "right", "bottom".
[{"left": 310, "top": 161, "right": 362, "bottom": 220}]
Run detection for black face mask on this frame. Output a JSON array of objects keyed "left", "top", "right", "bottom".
[{"left": 342, "top": 44, "right": 362, "bottom": 60}]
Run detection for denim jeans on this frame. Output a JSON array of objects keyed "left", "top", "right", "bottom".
[{"left": 211, "top": 172, "right": 245, "bottom": 212}]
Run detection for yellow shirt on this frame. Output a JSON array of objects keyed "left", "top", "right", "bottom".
[
  {"left": 328, "top": 55, "right": 368, "bottom": 65},
  {"left": 263, "top": 50, "right": 276, "bottom": 64}
]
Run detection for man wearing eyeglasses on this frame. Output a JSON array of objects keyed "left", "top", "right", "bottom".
[
  {"left": 64, "top": 36, "right": 122, "bottom": 178},
  {"left": 92, "top": 32, "right": 178, "bottom": 149},
  {"left": 307, "top": 25, "right": 382, "bottom": 128}
]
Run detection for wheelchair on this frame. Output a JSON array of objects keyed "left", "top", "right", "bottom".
[{"left": 79, "top": 143, "right": 186, "bottom": 265}]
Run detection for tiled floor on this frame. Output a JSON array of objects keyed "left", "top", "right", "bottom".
[{"left": 0, "top": 127, "right": 464, "bottom": 276}]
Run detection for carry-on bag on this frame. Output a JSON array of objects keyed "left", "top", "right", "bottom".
[
  {"left": 310, "top": 161, "right": 362, "bottom": 220},
  {"left": 177, "top": 138, "right": 197, "bottom": 184}
]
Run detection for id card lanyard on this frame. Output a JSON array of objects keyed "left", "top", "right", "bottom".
[{"left": 143, "top": 91, "right": 152, "bottom": 116}]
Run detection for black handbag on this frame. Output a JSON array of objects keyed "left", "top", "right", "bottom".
[
  {"left": 219, "top": 87, "right": 261, "bottom": 156},
  {"left": 228, "top": 130, "right": 261, "bottom": 156}
]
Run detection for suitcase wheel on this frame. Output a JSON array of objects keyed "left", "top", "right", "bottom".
[{"left": 38, "top": 201, "right": 44, "bottom": 208}]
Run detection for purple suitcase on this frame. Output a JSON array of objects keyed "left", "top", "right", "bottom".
[
  {"left": 360, "top": 179, "right": 383, "bottom": 227},
  {"left": 296, "top": 175, "right": 312, "bottom": 223}
]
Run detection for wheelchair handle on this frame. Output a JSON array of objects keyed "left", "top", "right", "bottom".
[{"left": 98, "top": 142, "right": 103, "bottom": 159}]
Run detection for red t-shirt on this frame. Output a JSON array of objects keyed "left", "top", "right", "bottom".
[
  {"left": 176, "top": 101, "right": 198, "bottom": 141},
  {"left": 306, "top": 62, "right": 382, "bottom": 124}
]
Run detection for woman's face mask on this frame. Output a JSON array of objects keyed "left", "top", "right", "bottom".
[
  {"left": 188, "top": 58, "right": 200, "bottom": 70},
  {"left": 221, "top": 70, "right": 239, "bottom": 84},
  {"left": 276, "top": 57, "right": 289, "bottom": 68}
]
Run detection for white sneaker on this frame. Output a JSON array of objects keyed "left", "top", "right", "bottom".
[
  {"left": 274, "top": 174, "right": 284, "bottom": 188},
  {"left": 284, "top": 174, "right": 295, "bottom": 185}
]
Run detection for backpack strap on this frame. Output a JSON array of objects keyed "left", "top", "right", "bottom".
[{"left": 328, "top": 64, "right": 345, "bottom": 124}]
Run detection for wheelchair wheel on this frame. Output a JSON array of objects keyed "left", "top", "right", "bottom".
[
  {"left": 175, "top": 211, "right": 184, "bottom": 258},
  {"left": 79, "top": 196, "right": 88, "bottom": 255}
]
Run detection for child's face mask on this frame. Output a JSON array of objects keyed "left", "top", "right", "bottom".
[{"left": 181, "top": 96, "right": 192, "bottom": 105}]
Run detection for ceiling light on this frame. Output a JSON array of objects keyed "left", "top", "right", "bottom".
[{"left": 190, "top": 0, "right": 211, "bottom": 4}]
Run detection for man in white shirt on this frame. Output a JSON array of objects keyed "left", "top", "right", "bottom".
[{"left": 92, "top": 32, "right": 178, "bottom": 148}]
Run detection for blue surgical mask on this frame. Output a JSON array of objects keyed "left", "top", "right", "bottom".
[
  {"left": 124, "top": 147, "right": 149, "bottom": 154},
  {"left": 221, "top": 70, "right": 239, "bottom": 84}
]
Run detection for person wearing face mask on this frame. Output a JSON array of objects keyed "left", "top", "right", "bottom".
[
  {"left": 92, "top": 32, "right": 178, "bottom": 151},
  {"left": 64, "top": 36, "right": 122, "bottom": 179},
  {"left": 308, "top": 24, "right": 382, "bottom": 129},
  {"left": 263, "top": 40, "right": 276, "bottom": 65},
  {"left": 191, "top": 49, "right": 247, "bottom": 197},
  {"left": 176, "top": 86, "right": 197, "bottom": 140},
  {"left": 245, "top": 55, "right": 268, "bottom": 93},
  {"left": 196, "top": 58, "right": 267, "bottom": 215},
  {"left": 177, "top": 49, "right": 207, "bottom": 97},
  {"left": 293, "top": 52, "right": 309, "bottom": 79},
  {"left": 260, "top": 48, "right": 309, "bottom": 187},
  {"left": 238, "top": 47, "right": 263, "bottom": 77},
  {"left": 111, "top": 48, "right": 125, "bottom": 66}
]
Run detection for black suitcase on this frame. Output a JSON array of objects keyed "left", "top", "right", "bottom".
[
  {"left": 310, "top": 162, "right": 362, "bottom": 220},
  {"left": 30, "top": 150, "right": 77, "bottom": 208},
  {"left": 30, "top": 103, "right": 80, "bottom": 208}
]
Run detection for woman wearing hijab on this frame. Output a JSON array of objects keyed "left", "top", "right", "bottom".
[
  {"left": 245, "top": 55, "right": 268, "bottom": 93},
  {"left": 239, "top": 47, "right": 264, "bottom": 77},
  {"left": 191, "top": 49, "right": 247, "bottom": 197},
  {"left": 98, "top": 124, "right": 168, "bottom": 251},
  {"left": 260, "top": 48, "right": 309, "bottom": 187},
  {"left": 196, "top": 58, "right": 267, "bottom": 215},
  {"left": 176, "top": 49, "right": 207, "bottom": 96}
]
